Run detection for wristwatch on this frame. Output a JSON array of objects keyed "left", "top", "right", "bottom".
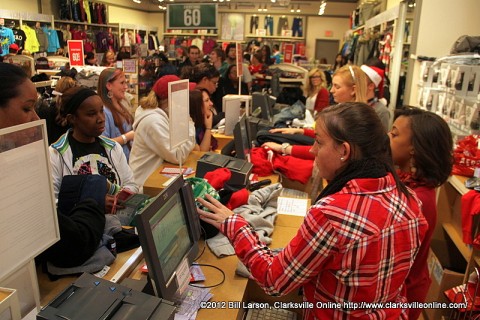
[{"left": 281, "top": 142, "right": 291, "bottom": 155}]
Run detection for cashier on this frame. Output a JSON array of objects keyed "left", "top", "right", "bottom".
[{"left": 197, "top": 102, "right": 427, "bottom": 320}]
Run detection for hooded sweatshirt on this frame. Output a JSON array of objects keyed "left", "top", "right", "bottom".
[{"left": 129, "top": 106, "right": 195, "bottom": 189}]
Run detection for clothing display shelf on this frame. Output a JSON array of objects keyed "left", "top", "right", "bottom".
[
  {"left": 245, "top": 34, "right": 305, "bottom": 40},
  {"left": 54, "top": 19, "right": 117, "bottom": 29},
  {"left": 0, "top": 8, "right": 54, "bottom": 28},
  {"left": 415, "top": 54, "right": 480, "bottom": 140},
  {"left": 426, "top": 174, "right": 480, "bottom": 320}
]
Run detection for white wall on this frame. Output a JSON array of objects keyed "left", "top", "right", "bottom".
[{"left": 305, "top": 16, "right": 350, "bottom": 59}]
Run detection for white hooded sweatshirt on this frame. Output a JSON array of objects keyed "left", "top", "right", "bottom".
[{"left": 129, "top": 106, "right": 195, "bottom": 189}]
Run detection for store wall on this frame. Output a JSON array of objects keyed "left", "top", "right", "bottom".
[
  {"left": 2, "top": 0, "right": 39, "bottom": 14},
  {"left": 306, "top": 16, "right": 350, "bottom": 61},
  {"left": 405, "top": 0, "right": 480, "bottom": 105},
  {"left": 108, "top": 6, "right": 164, "bottom": 33}
]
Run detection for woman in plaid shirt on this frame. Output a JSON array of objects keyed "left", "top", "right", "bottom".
[{"left": 197, "top": 102, "right": 428, "bottom": 319}]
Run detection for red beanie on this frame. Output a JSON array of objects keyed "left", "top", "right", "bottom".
[
  {"left": 204, "top": 168, "right": 232, "bottom": 190},
  {"left": 152, "top": 75, "right": 181, "bottom": 99},
  {"left": 226, "top": 188, "right": 249, "bottom": 210}
]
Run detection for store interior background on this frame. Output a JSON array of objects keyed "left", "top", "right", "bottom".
[{"left": 3, "top": 0, "right": 480, "bottom": 105}]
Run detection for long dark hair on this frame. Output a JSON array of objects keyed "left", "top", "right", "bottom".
[
  {"left": 189, "top": 89, "right": 206, "bottom": 129},
  {"left": 0, "top": 63, "right": 29, "bottom": 108},
  {"left": 394, "top": 106, "right": 453, "bottom": 187},
  {"left": 318, "top": 102, "right": 409, "bottom": 197}
]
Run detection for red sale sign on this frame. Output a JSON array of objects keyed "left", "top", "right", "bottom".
[
  {"left": 67, "top": 40, "right": 84, "bottom": 67},
  {"left": 283, "top": 43, "right": 294, "bottom": 63}
]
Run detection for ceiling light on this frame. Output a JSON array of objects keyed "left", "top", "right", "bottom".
[
  {"left": 318, "top": 0, "right": 326, "bottom": 15},
  {"left": 258, "top": 5, "right": 262, "bottom": 11},
  {"left": 263, "top": 4, "right": 268, "bottom": 11},
  {"left": 296, "top": 5, "right": 300, "bottom": 12},
  {"left": 290, "top": 5, "right": 294, "bottom": 12}
]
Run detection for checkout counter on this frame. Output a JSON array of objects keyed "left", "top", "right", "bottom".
[{"left": 38, "top": 151, "right": 304, "bottom": 320}]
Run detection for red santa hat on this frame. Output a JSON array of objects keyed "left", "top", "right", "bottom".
[{"left": 361, "top": 65, "right": 385, "bottom": 98}]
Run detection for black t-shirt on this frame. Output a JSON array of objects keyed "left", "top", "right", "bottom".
[{"left": 68, "top": 133, "right": 118, "bottom": 184}]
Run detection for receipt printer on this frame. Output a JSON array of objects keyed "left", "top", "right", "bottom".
[
  {"left": 196, "top": 152, "right": 253, "bottom": 187},
  {"left": 37, "top": 272, "right": 176, "bottom": 320}
]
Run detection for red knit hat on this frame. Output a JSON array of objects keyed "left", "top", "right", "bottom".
[
  {"left": 204, "top": 168, "right": 232, "bottom": 190},
  {"left": 250, "top": 147, "right": 274, "bottom": 176},
  {"left": 152, "top": 75, "right": 180, "bottom": 99},
  {"left": 361, "top": 65, "right": 385, "bottom": 98},
  {"left": 273, "top": 155, "right": 313, "bottom": 184}
]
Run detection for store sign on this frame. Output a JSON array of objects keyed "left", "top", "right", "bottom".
[
  {"left": 167, "top": 4, "right": 217, "bottom": 29},
  {"left": 283, "top": 43, "right": 294, "bottom": 63},
  {"left": 67, "top": 40, "right": 84, "bottom": 67}
]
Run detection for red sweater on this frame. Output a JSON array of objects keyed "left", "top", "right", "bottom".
[
  {"left": 291, "top": 128, "right": 315, "bottom": 160},
  {"left": 314, "top": 88, "right": 330, "bottom": 113},
  {"left": 405, "top": 186, "right": 436, "bottom": 319}
]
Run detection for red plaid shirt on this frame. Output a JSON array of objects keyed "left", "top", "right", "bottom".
[{"left": 223, "top": 173, "right": 427, "bottom": 319}]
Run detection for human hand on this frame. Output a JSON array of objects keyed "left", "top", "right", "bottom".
[
  {"left": 269, "top": 128, "right": 304, "bottom": 135},
  {"left": 261, "top": 142, "right": 282, "bottom": 153},
  {"left": 204, "top": 109, "right": 213, "bottom": 129},
  {"left": 196, "top": 194, "right": 234, "bottom": 230}
]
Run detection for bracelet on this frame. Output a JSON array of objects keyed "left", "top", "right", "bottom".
[{"left": 121, "top": 134, "right": 127, "bottom": 145}]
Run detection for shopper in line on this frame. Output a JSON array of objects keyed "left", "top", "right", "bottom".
[
  {"left": 49, "top": 86, "right": 138, "bottom": 207},
  {"left": 389, "top": 106, "right": 453, "bottom": 320},
  {"left": 198, "top": 102, "right": 427, "bottom": 320},
  {"left": 209, "top": 47, "right": 229, "bottom": 77},
  {"left": 36, "top": 76, "right": 77, "bottom": 144},
  {"left": 101, "top": 50, "right": 116, "bottom": 67},
  {"left": 189, "top": 88, "right": 217, "bottom": 151},
  {"left": 129, "top": 75, "right": 195, "bottom": 189},
  {"left": 98, "top": 68, "right": 135, "bottom": 161}
]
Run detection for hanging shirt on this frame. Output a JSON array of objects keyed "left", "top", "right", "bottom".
[
  {"left": 12, "top": 28, "right": 27, "bottom": 50},
  {"left": 21, "top": 25, "right": 40, "bottom": 53},
  {"left": 0, "top": 27, "right": 15, "bottom": 56},
  {"left": 42, "top": 26, "right": 60, "bottom": 53}
]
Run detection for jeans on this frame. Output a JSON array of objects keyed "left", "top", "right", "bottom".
[
  {"left": 292, "top": 17, "right": 303, "bottom": 37},
  {"left": 250, "top": 15, "right": 259, "bottom": 34},
  {"left": 264, "top": 16, "right": 274, "bottom": 36}
]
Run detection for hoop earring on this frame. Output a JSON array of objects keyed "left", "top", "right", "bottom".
[
  {"left": 410, "top": 157, "right": 417, "bottom": 174},
  {"left": 107, "top": 91, "right": 113, "bottom": 99}
]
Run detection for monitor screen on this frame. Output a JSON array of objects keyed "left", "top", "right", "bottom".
[
  {"left": 233, "top": 114, "right": 251, "bottom": 161},
  {"left": 251, "top": 92, "right": 276, "bottom": 122},
  {"left": 135, "top": 175, "right": 201, "bottom": 302},
  {"left": 150, "top": 193, "right": 191, "bottom": 282}
]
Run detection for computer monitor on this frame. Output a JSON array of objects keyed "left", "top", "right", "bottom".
[
  {"left": 233, "top": 114, "right": 252, "bottom": 161},
  {"left": 134, "top": 175, "right": 201, "bottom": 302},
  {"left": 251, "top": 92, "right": 276, "bottom": 122}
]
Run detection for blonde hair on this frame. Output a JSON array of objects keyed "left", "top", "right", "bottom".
[
  {"left": 333, "top": 65, "right": 368, "bottom": 103},
  {"left": 139, "top": 90, "right": 163, "bottom": 110},
  {"left": 54, "top": 76, "right": 78, "bottom": 126},
  {"left": 305, "top": 68, "right": 327, "bottom": 98}
]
